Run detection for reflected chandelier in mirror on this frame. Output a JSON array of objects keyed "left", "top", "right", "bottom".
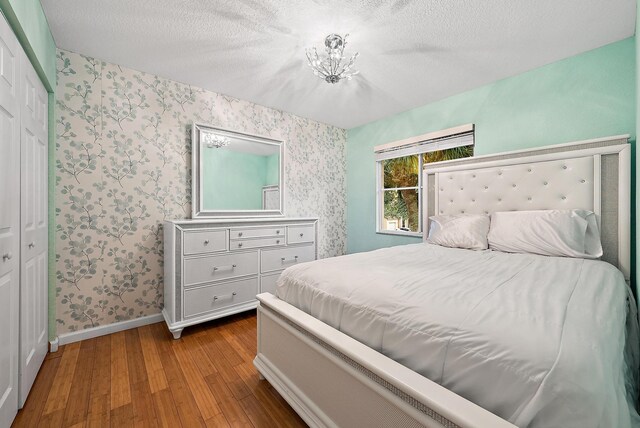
[{"left": 192, "top": 123, "right": 285, "bottom": 218}]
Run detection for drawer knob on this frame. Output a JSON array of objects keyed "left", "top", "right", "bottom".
[
  {"left": 213, "top": 264, "right": 237, "bottom": 272},
  {"left": 213, "top": 291, "right": 237, "bottom": 301},
  {"left": 237, "top": 242, "right": 243, "bottom": 248},
  {"left": 300, "top": 233, "right": 304, "bottom": 237},
  {"left": 28, "top": 242, "right": 35, "bottom": 249},
  {"left": 238, "top": 232, "right": 243, "bottom": 237},
  {"left": 281, "top": 256, "right": 299, "bottom": 263},
  {"left": 203, "top": 240, "right": 210, "bottom": 245},
  {"left": 276, "top": 240, "right": 280, "bottom": 244},
  {"left": 2, "top": 252, "right": 12, "bottom": 261},
  {"left": 276, "top": 230, "right": 280, "bottom": 234}
]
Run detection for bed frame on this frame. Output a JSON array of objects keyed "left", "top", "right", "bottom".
[{"left": 254, "top": 135, "right": 631, "bottom": 428}]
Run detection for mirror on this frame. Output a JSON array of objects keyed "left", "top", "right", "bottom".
[{"left": 192, "top": 123, "right": 284, "bottom": 217}]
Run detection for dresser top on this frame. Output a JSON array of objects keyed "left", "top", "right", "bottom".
[{"left": 165, "top": 217, "right": 318, "bottom": 227}]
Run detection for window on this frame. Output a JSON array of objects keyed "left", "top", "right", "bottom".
[{"left": 375, "top": 125, "right": 474, "bottom": 236}]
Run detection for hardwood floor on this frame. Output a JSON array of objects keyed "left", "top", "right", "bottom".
[{"left": 13, "top": 310, "right": 307, "bottom": 428}]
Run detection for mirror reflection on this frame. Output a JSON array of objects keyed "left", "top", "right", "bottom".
[{"left": 195, "top": 125, "right": 282, "bottom": 215}]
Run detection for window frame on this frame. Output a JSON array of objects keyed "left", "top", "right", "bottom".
[
  {"left": 375, "top": 125, "right": 475, "bottom": 237},
  {"left": 376, "top": 155, "right": 424, "bottom": 237}
]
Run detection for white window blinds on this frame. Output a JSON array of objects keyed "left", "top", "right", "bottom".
[{"left": 374, "top": 124, "right": 474, "bottom": 161}]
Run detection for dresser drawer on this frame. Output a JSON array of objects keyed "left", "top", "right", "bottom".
[
  {"left": 261, "top": 273, "right": 280, "bottom": 295},
  {"left": 183, "top": 230, "right": 227, "bottom": 255},
  {"left": 261, "top": 244, "right": 316, "bottom": 273},
  {"left": 287, "top": 225, "right": 315, "bottom": 244},
  {"left": 229, "top": 227, "right": 284, "bottom": 240},
  {"left": 184, "top": 251, "right": 258, "bottom": 286},
  {"left": 229, "top": 237, "right": 285, "bottom": 251},
  {"left": 183, "top": 277, "right": 258, "bottom": 318}
]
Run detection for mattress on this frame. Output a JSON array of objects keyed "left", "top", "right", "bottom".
[{"left": 276, "top": 243, "right": 640, "bottom": 428}]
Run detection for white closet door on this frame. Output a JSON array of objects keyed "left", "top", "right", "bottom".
[
  {"left": 19, "top": 47, "right": 48, "bottom": 407},
  {"left": 0, "top": 13, "right": 21, "bottom": 428}
]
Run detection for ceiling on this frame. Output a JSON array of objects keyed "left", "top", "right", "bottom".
[{"left": 41, "top": 0, "right": 636, "bottom": 129}]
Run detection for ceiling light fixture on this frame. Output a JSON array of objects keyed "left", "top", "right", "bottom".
[
  {"left": 306, "top": 34, "right": 359, "bottom": 84},
  {"left": 202, "top": 132, "right": 230, "bottom": 149}
]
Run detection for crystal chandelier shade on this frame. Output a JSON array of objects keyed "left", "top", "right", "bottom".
[
  {"left": 202, "top": 132, "right": 230, "bottom": 148},
  {"left": 306, "top": 34, "right": 359, "bottom": 84}
]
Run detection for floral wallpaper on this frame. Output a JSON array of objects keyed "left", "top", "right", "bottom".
[{"left": 55, "top": 49, "right": 347, "bottom": 333}]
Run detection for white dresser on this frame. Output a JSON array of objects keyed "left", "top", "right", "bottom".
[{"left": 163, "top": 218, "right": 318, "bottom": 338}]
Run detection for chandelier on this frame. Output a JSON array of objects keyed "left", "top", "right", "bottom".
[
  {"left": 306, "top": 34, "right": 359, "bottom": 84},
  {"left": 202, "top": 132, "right": 230, "bottom": 149}
]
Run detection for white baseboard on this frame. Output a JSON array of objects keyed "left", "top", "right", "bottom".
[
  {"left": 49, "top": 337, "right": 59, "bottom": 353},
  {"left": 56, "top": 313, "right": 164, "bottom": 346}
]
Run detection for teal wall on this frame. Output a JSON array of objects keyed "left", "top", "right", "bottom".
[
  {"left": 0, "top": 0, "right": 56, "bottom": 90},
  {"left": 347, "top": 38, "right": 636, "bottom": 255},
  {"left": 202, "top": 150, "right": 279, "bottom": 210},
  {"left": 636, "top": 4, "right": 639, "bottom": 289},
  {"left": 265, "top": 154, "right": 280, "bottom": 186},
  {"left": 0, "top": 0, "right": 57, "bottom": 340}
]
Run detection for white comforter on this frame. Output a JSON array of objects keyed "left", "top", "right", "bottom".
[{"left": 276, "top": 243, "right": 640, "bottom": 428}]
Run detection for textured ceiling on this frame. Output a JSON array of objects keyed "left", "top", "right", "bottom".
[{"left": 41, "top": 0, "right": 636, "bottom": 129}]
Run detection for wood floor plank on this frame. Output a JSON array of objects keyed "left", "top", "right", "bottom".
[
  {"left": 146, "top": 363, "right": 170, "bottom": 396},
  {"left": 12, "top": 356, "right": 61, "bottom": 427},
  {"left": 207, "top": 327, "right": 244, "bottom": 367},
  {"left": 205, "top": 373, "right": 253, "bottom": 428},
  {"left": 188, "top": 323, "right": 210, "bottom": 337},
  {"left": 125, "top": 328, "right": 148, "bottom": 386},
  {"left": 111, "top": 331, "right": 132, "bottom": 409},
  {"left": 265, "top": 383, "right": 308, "bottom": 426},
  {"left": 218, "top": 325, "right": 254, "bottom": 363},
  {"left": 172, "top": 337, "right": 222, "bottom": 420},
  {"left": 234, "top": 362, "right": 261, "bottom": 391},
  {"left": 195, "top": 333, "right": 252, "bottom": 401},
  {"left": 131, "top": 380, "right": 160, "bottom": 427},
  {"left": 138, "top": 324, "right": 169, "bottom": 393},
  {"left": 85, "top": 335, "right": 111, "bottom": 428},
  {"left": 182, "top": 333, "right": 218, "bottom": 378},
  {"left": 229, "top": 318, "right": 257, "bottom": 355},
  {"left": 239, "top": 395, "right": 275, "bottom": 428},
  {"left": 151, "top": 323, "right": 207, "bottom": 428},
  {"left": 42, "top": 341, "right": 81, "bottom": 415},
  {"left": 62, "top": 338, "right": 97, "bottom": 426},
  {"left": 85, "top": 394, "right": 110, "bottom": 428},
  {"left": 234, "top": 362, "right": 305, "bottom": 428},
  {"left": 110, "top": 403, "right": 134, "bottom": 426},
  {"left": 152, "top": 388, "right": 183, "bottom": 428},
  {"left": 45, "top": 344, "right": 65, "bottom": 360},
  {"left": 205, "top": 413, "right": 231, "bottom": 428},
  {"left": 90, "top": 336, "right": 111, "bottom": 396},
  {"left": 37, "top": 409, "right": 65, "bottom": 428},
  {"left": 126, "top": 328, "right": 161, "bottom": 427},
  {"left": 15, "top": 314, "right": 306, "bottom": 428}
]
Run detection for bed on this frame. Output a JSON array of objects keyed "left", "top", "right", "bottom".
[{"left": 254, "top": 135, "right": 636, "bottom": 428}]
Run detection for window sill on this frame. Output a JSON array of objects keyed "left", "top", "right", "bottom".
[{"left": 376, "top": 230, "right": 423, "bottom": 238}]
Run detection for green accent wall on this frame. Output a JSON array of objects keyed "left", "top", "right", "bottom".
[
  {"left": 0, "top": 0, "right": 57, "bottom": 340},
  {"left": 202, "top": 149, "right": 279, "bottom": 210},
  {"left": 347, "top": 38, "right": 636, "bottom": 257},
  {"left": 265, "top": 154, "right": 280, "bottom": 186},
  {"left": 636, "top": 5, "right": 639, "bottom": 292},
  {"left": 0, "top": 0, "right": 56, "bottom": 90}
]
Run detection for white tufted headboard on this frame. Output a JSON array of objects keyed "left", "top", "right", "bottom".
[{"left": 422, "top": 135, "right": 631, "bottom": 281}]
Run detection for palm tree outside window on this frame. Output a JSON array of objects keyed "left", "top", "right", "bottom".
[{"left": 377, "top": 139, "right": 473, "bottom": 236}]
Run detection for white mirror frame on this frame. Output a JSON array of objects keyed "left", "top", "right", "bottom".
[{"left": 191, "top": 122, "right": 285, "bottom": 218}]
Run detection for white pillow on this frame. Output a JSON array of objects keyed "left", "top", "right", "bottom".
[
  {"left": 487, "top": 209, "right": 603, "bottom": 259},
  {"left": 427, "top": 214, "right": 490, "bottom": 250}
]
